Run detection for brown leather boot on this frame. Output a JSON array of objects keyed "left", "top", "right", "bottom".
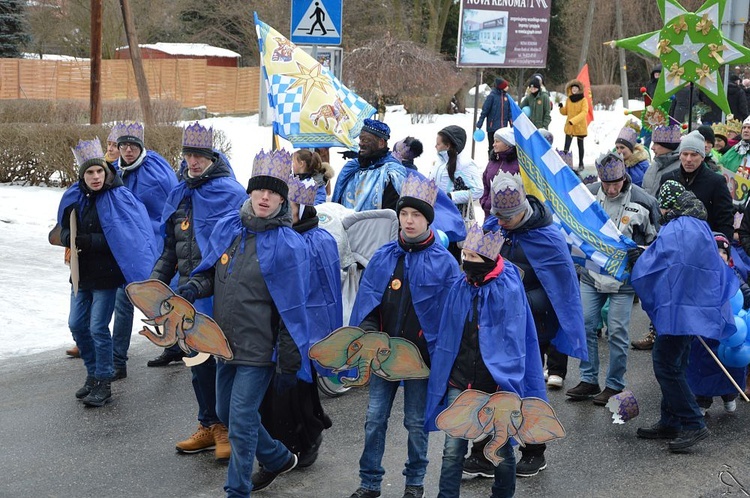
[
  {"left": 211, "top": 423, "right": 230, "bottom": 461},
  {"left": 66, "top": 346, "right": 80, "bottom": 358},
  {"left": 631, "top": 330, "right": 655, "bottom": 350},
  {"left": 175, "top": 425, "right": 215, "bottom": 453}
]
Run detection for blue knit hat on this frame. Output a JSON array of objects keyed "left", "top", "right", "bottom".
[{"left": 361, "top": 118, "right": 390, "bottom": 140}]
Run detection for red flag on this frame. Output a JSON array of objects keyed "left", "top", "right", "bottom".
[{"left": 577, "top": 64, "right": 594, "bottom": 125}]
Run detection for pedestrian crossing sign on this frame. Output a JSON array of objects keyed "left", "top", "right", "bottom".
[{"left": 291, "top": 0, "right": 342, "bottom": 45}]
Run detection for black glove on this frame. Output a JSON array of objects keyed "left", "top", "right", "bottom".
[
  {"left": 273, "top": 372, "right": 297, "bottom": 394},
  {"left": 338, "top": 150, "right": 358, "bottom": 160},
  {"left": 75, "top": 234, "right": 92, "bottom": 252},
  {"left": 176, "top": 283, "right": 198, "bottom": 304},
  {"left": 627, "top": 247, "right": 645, "bottom": 267},
  {"left": 476, "top": 120, "right": 483, "bottom": 129}
]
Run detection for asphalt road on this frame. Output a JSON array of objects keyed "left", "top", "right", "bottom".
[{"left": 1, "top": 302, "right": 749, "bottom": 498}]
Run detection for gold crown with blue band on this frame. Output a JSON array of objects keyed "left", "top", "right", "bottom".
[{"left": 462, "top": 223, "right": 504, "bottom": 260}]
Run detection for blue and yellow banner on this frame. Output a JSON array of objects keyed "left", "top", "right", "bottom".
[{"left": 254, "top": 13, "right": 375, "bottom": 150}]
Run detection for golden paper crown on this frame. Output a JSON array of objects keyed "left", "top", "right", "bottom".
[
  {"left": 491, "top": 173, "right": 525, "bottom": 214},
  {"left": 288, "top": 177, "right": 318, "bottom": 205},
  {"left": 113, "top": 121, "right": 144, "bottom": 142},
  {"left": 252, "top": 149, "right": 292, "bottom": 182},
  {"left": 712, "top": 122, "right": 728, "bottom": 139},
  {"left": 596, "top": 153, "right": 626, "bottom": 182},
  {"left": 72, "top": 138, "right": 105, "bottom": 167},
  {"left": 726, "top": 118, "right": 742, "bottom": 134},
  {"left": 182, "top": 122, "right": 213, "bottom": 149},
  {"left": 652, "top": 124, "right": 682, "bottom": 144},
  {"left": 462, "top": 223, "right": 504, "bottom": 259},
  {"left": 400, "top": 175, "right": 438, "bottom": 206}
]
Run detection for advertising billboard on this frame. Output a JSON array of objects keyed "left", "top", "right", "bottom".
[{"left": 457, "top": 0, "right": 552, "bottom": 68}]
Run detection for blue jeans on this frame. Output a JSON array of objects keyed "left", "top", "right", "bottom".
[
  {"left": 112, "top": 286, "right": 134, "bottom": 369},
  {"left": 652, "top": 334, "right": 705, "bottom": 431},
  {"left": 216, "top": 362, "right": 293, "bottom": 498},
  {"left": 68, "top": 287, "right": 117, "bottom": 380},
  {"left": 358, "top": 376, "right": 429, "bottom": 492},
  {"left": 438, "top": 388, "right": 515, "bottom": 498},
  {"left": 193, "top": 355, "right": 220, "bottom": 427},
  {"left": 579, "top": 281, "right": 634, "bottom": 391}
]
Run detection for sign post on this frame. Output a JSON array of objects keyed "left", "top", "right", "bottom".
[{"left": 291, "top": 0, "right": 343, "bottom": 46}]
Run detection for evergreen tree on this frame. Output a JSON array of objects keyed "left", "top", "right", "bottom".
[{"left": 0, "top": 0, "right": 30, "bottom": 58}]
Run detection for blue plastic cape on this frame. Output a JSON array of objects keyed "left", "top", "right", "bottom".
[
  {"left": 632, "top": 216, "right": 738, "bottom": 339},
  {"left": 687, "top": 337, "right": 747, "bottom": 397},
  {"left": 57, "top": 184, "right": 158, "bottom": 284},
  {"left": 349, "top": 236, "right": 461, "bottom": 356},
  {"left": 301, "top": 226, "right": 343, "bottom": 345},
  {"left": 193, "top": 211, "right": 312, "bottom": 382},
  {"left": 484, "top": 218, "right": 587, "bottom": 360},
  {"left": 424, "top": 262, "right": 547, "bottom": 431}
]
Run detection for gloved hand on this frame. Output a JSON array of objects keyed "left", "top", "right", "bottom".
[
  {"left": 176, "top": 283, "right": 198, "bottom": 304},
  {"left": 476, "top": 120, "right": 483, "bottom": 129},
  {"left": 274, "top": 372, "right": 297, "bottom": 394},
  {"left": 75, "top": 234, "right": 92, "bottom": 252},
  {"left": 627, "top": 247, "right": 645, "bottom": 267}
]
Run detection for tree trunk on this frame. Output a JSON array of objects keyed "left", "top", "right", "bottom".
[
  {"left": 578, "top": 0, "right": 595, "bottom": 71},
  {"left": 119, "top": 0, "right": 153, "bottom": 126}
]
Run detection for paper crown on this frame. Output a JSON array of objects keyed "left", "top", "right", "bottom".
[
  {"left": 605, "top": 389, "right": 639, "bottom": 424},
  {"left": 113, "top": 121, "right": 144, "bottom": 143},
  {"left": 106, "top": 125, "right": 119, "bottom": 143},
  {"left": 72, "top": 138, "right": 105, "bottom": 167},
  {"left": 361, "top": 118, "right": 390, "bottom": 140},
  {"left": 252, "top": 149, "right": 292, "bottom": 182},
  {"left": 491, "top": 173, "right": 525, "bottom": 213},
  {"left": 651, "top": 124, "right": 682, "bottom": 144},
  {"left": 400, "top": 175, "right": 438, "bottom": 206},
  {"left": 596, "top": 153, "right": 626, "bottom": 182},
  {"left": 462, "top": 223, "right": 504, "bottom": 259},
  {"left": 726, "top": 117, "right": 742, "bottom": 134},
  {"left": 556, "top": 149, "right": 573, "bottom": 167},
  {"left": 182, "top": 122, "right": 213, "bottom": 149},
  {"left": 288, "top": 177, "right": 318, "bottom": 206},
  {"left": 712, "top": 122, "right": 729, "bottom": 139},
  {"left": 616, "top": 126, "right": 638, "bottom": 147}
]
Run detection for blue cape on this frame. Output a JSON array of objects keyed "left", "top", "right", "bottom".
[
  {"left": 349, "top": 235, "right": 461, "bottom": 356},
  {"left": 687, "top": 337, "right": 747, "bottom": 397},
  {"left": 632, "top": 216, "right": 738, "bottom": 339},
  {"left": 484, "top": 217, "right": 587, "bottom": 360},
  {"left": 301, "top": 226, "right": 343, "bottom": 345},
  {"left": 193, "top": 211, "right": 312, "bottom": 382},
  {"left": 57, "top": 184, "right": 158, "bottom": 284},
  {"left": 121, "top": 150, "right": 178, "bottom": 249},
  {"left": 425, "top": 262, "right": 547, "bottom": 432}
]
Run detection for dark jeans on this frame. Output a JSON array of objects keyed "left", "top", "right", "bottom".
[
  {"left": 540, "top": 342, "right": 568, "bottom": 379},
  {"left": 112, "top": 287, "right": 133, "bottom": 369},
  {"left": 68, "top": 287, "right": 117, "bottom": 381},
  {"left": 192, "top": 355, "right": 219, "bottom": 427},
  {"left": 652, "top": 334, "right": 705, "bottom": 431},
  {"left": 472, "top": 435, "right": 545, "bottom": 463}
]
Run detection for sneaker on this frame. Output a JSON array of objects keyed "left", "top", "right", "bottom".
[
  {"left": 631, "top": 330, "right": 655, "bottom": 350},
  {"left": 210, "top": 423, "right": 230, "bottom": 461},
  {"left": 147, "top": 349, "right": 186, "bottom": 367},
  {"left": 75, "top": 376, "right": 97, "bottom": 399},
  {"left": 66, "top": 346, "right": 80, "bottom": 358},
  {"left": 547, "top": 375, "right": 564, "bottom": 389},
  {"left": 592, "top": 387, "right": 622, "bottom": 406},
  {"left": 349, "top": 488, "right": 381, "bottom": 498},
  {"left": 462, "top": 453, "right": 494, "bottom": 478},
  {"left": 699, "top": 407, "right": 708, "bottom": 416},
  {"left": 724, "top": 400, "right": 737, "bottom": 413},
  {"left": 82, "top": 380, "right": 112, "bottom": 407},
  {"left": 176, "top": 425, "right": 215, "bottom": 453},
  {"left": 516, "top": 454, "right": 546, "bottom": 477},
  {"left": 403, "top": 485, "right": 425, "bottom": 498},
  {"left": 668, "top": 427, "right": 709, "bottom": 453},
  {"left": 565, "top": 381, "right": 601, "bottom": 400},
  {"left": 636, "top": 422, "right": 679, "bottom": 440},
  {"left": 251, "top": 453, "right": 297, "bottom": 491},
  {"left": 112, "top": 367, "right": 127, "bottom": 381},
  {"left": 543, "top": 368, "right": 549, "bottom": 381}
]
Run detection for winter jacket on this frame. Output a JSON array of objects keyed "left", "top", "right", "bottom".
[
  {"left": 624, "top": 144, "right": 650, "bottom": 187},
  {"left": 719, "top": 142, "right": 750, "bottom": 173},
  {"left": 60, "top": 174, "right": 126, "bottom": 291},
  {"left": 642, "top": 150, "right": 681, "bottom": 197},
  {"left": 480, "top": 148, "right": 519, "bottom": 217},
  {"left": 582, "top": 177, "right": 659, "bottom": 292},
  {"left": 660, "top": 164, "right": 735, "bottom": 240},
  {"left": 728, "top": 81, "right": 749, "bottom": 122},
  {"left": 699, "top": 91, "right": 722, "bottom": 124},
  {"left": 520, "top": 90, "right": 552, "bottom": 129},
  {"left": 477, "top": 87, "right": 512, "bottom": 135},
  {"left": 499, "top": 197, "right": 560, "bottom": 342},
  {"left": 150, "top": 154, "right": 238, "bottom": 295},
  {"left": 559, "top": 79, "right": 589, "bottom": 137},
  {"left": 429, "top": 151, "right": 482, "bottom": 206},
  {"left": 669, "top": 86, "right": 700, "bottom": 123},
  {"left": 736, "top": 201, "right": 750, "bottom": 256},
  {"left": 644, "top": 66, "right": 661, "bottom": 104}
]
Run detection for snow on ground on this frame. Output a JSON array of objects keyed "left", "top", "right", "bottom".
[{"left": 0, "top": 100, "right": 639, "bottom": 359}]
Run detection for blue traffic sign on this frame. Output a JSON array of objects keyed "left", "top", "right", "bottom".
[{"left": 291, "top": 0, "right": 342, "bottom": 45}]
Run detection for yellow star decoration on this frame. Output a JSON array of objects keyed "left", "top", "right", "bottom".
[{"left": 285, "top": 61, "right": 330, "bottom": 107}]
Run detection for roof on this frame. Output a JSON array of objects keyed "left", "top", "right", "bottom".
[{"left": 116, "top": 43, "right": 241, "bottom": 59}]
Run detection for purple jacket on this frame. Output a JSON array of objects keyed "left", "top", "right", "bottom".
[{"left": 480, "top": 148, "right": 519, "bottom": 216}]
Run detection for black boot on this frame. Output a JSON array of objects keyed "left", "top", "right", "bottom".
[
  {"left": 75, "top": 376, "right": 97, "bottom": 399},
  {"left": 146, "top": 349, "right": 185, "bottom": 367},
  {"left": 83, "top": 380, "right": 112, "bottom": 407}
]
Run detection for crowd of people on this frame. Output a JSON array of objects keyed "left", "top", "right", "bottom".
[{"left": 53, "top": 71, "right": 750, "bottom": 497}]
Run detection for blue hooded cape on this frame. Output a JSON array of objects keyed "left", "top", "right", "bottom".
[
  {"left": 120, "top": 150, "right": 178, "bottom": 250},
  {"left": 192, "top": 210, "right": 312, "bottom": 382},
  {"left": 484, "top": 216, "right": 588, "bottom": 360},
  {"left": 161, "top": 157, "right": 247, "bottom": 316},
  {"left": 424, "top": 262, "right": 547, "bottom": 432},
  {"left": 349, "top": 235, "right": 461, "bottom": 356},
  {"left": 331, "top": 155, "right": 466, "bottom": 242},
  {"left": 301, "top": 225, "right": 343, "bottom": 346},
  {"left": 632, "top": 216, "right": 738, "bottom": 339},
  {"left": 57, "top": 184, "right": 158, "bottom": 284}
]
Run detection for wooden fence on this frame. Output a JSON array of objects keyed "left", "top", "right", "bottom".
[{"left": 0, "top": 59, "right": 259, "bottom": 114}]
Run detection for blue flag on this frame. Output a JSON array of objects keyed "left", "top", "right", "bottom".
[
  {"left": 255, "top": 13, "right": 376, "bottom": 150},
  {"left": 509, "top": 97, "right": 636, "bottom": 281}
]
